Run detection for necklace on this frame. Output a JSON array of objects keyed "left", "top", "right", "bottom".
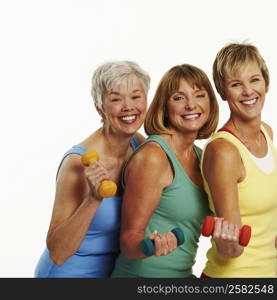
[{"left": 231, "top": 118, "right": 263, "bottom": 153}]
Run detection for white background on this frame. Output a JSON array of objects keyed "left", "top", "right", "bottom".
[{"left": 1, "top": 0, "right": 276, "bottom": 278}]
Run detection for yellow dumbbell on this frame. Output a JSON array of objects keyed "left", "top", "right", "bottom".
[{"left": 81, "top": 150, "right": 117, "bottom": 198}]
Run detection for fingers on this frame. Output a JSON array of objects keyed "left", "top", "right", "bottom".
[
  {"left": 149, "top": 231, "right": 178, "bottom": 256},
  {"left": 84, "top": 161, "right": 111, "bottom": 197},
  {"left": 213, "top": 218, "right": 239, "bottom": 243}
]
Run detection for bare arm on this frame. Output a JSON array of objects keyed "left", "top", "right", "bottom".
[
  {"left": 46, "top": 155, "right": 109, "bottom": 266},
  {"left": 120, "top": 143, "right": 177, "bottom": 259},
  {"left": 203, "top": 139, "right": 245, "bottom": 258}
]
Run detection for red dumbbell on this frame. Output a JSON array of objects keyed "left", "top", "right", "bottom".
[{"left": 202, "top": 216, "right": 251, "bottom": 247}]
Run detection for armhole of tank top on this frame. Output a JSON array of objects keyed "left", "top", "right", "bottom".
[
  {"left": 193, "top": 145, "right": 202, "bottom": 163},
  {"left": 260, "top": 124, "right": 274, "bottom": 149},
  {"left": 200, "top": 134, "right": 247, "bottom": 183},
  {"left": 55, "top": 146, "right": 88, "bottom": 181},
  {"left": 121, "top": 138, "right": 176, "bottom": 189}
]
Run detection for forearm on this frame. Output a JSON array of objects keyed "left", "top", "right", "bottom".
[
  {"left": 120, "top": 229, "right": 147, "bottom": 260},
  {"left": 47, "top": 195, "right": 101, "bottom": 265}
]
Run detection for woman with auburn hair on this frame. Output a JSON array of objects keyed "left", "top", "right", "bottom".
[
  {"left": 200, "top": 42, "right": 277, "bottom": 278},
  {"left": 111, "top": 64, "right": 219, "bottom": 278}
]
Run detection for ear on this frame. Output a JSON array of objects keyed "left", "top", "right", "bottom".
[
  {"left": 221, "top": 91, "right": 227, "bottom": 101},
  {"left": 265, "top": 85, "right": 269, "bottom": 93},
  {"left": 95, "top": 105, "right": 106, "bottom": 122}
]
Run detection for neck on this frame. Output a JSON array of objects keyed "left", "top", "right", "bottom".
[
  {"left": 228, "top": 114, "right": 261, "bottom": 139},
  {"left": 226, "top": 114, "right": 264, "bottom": 152},
  {"left": 99, "top": 127, "right": 133, "bottom": 158},
  {"left": 162, "top": 130, "right": 196, "bottom": 158}
]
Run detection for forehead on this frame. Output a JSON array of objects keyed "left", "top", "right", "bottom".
[
  {"left": 225, "top": 61, "right": 262, "bottom": 80},
  {"left": 176, "top": 78, "right": 203, "bottom": 92}
]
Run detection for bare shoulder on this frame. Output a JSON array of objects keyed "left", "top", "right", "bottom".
[
  {"left": 128, "top": 141, "right": 168, "bottom": 171},
  {"left": 262, "top": 121, "right": 273, "bottom": 140},
  {"left": 203, "top": 138, "right": 244, "bottom": 183},
  {"left": 204, "top": 138, "right": 241, "bottom": 165},
  {"left": 125, "top": 141, "right": 171, "bottom": 190},
  {"left": 55, "top": 153, "right": 87, "bottom": 203},
  {"left": 56, "top": 154, "right": 84, "bottom": 183},
  {"left": 134, "top": 132, "right": 146, "bottom": 145},
  {"left": 125, "top": 142, "right": 169, "bottom": 184}
]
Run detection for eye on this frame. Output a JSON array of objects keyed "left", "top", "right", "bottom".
[
  {"left": 251, "top": 78, "right": 260, "bottom": 83},
  {"left": 132, "top": 95, "right": 141, "bottom": 100},
  {"left": 111, "top": 98, "right": 121, "bottom": 102},
  {"left": 231, "top": 82, "right": 240, "bottom": 88},
  {"left": 196, "top": 93, "right": 205, "bottom": 98},
  {"left": 173, "top": 95, "right": 184, "bottom": 101}
]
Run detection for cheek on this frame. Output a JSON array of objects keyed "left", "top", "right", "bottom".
[
  {"left": 104, "top": 103, "right": 121, "bottom": 117},
  {"left": 137, "top": 99, "right": 147, "bottom": 112}
]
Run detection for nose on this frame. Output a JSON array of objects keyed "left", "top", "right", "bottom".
[
  {"left": 242, "top": 83, "right": 254, "bottom": 96},
  {"left": 185, "top": 98, "right": 197, "bottom": 110},
  {"left": 121, "top": 98, "right": 134, "bottom": 111},
  {"left": 121, "top": 99, "right": 133, "bottom": 111}
]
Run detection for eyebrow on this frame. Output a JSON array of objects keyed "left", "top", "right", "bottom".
[
  {"left": 131, "top": 89, "right": 143, "bottom": 93},
  {"left": 174, "top": 89, "right": 205, "bottom": 94},
  {"left": 227, "top": 74, "right": 262, "bottom": 83},
  {"left": 109, "top": 89, "right": 142, "bottom": 95}
]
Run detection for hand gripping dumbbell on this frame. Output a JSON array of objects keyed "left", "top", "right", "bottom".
[
  {"left": 81, "top": 150, "right": 117, "bottom": 198},
  {"left": 140, "top": 228, "right": 185, "bottom": 257},
  {"left": 201, "top": 216, "right": 251, "bottom": 247}
]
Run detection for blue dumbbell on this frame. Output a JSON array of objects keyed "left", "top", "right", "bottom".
[{"left": 140, "top": 228, "right": 185, "bottom": 257}]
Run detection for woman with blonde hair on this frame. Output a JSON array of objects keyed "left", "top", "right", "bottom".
[
  {"left": 111, "top": 63, "right": 219, "bottom": 278},
  {"left": 201, "top": 42, "right": 277, "bottom": 278}
]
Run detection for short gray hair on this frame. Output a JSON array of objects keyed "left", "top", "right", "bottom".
[{"left": 91, "top": 61, "right": 151, "bottom": 109}]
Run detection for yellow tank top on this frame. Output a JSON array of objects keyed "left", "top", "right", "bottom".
[{"left": 200, "top": 125, "right": 277, "bottom": 277}]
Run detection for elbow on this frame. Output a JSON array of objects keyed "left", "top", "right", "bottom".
[
  {"left": 48, "top": 249, "right": 66, "bottom": 266},
  {"left": 47, "top": 241, "right": 73, "bottom": 266}
]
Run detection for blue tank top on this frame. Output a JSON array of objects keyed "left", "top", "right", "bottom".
[{"left": 34, "top": 137, "right": 139, "bottom": 278}]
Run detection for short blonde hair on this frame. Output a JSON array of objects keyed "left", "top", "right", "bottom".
[
  {"left": 213, "top": 42, "right": 270, "bottom": 99},
  {"left": 144, "top": 64, "right": 219, "bottom": 140}
]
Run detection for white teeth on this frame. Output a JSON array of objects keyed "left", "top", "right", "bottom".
[
  {"left": 120, "top": 115, "right": 136, "bottom": 121},
  {"left": 242, "top": 98, "right": 257, "bottom": 105},
  {"left": 183, "top": 114, "right": 200, "bottom": 119}
]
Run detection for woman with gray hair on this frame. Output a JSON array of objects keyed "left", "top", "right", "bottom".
[{"left": 35, "top": 61, "right": 150, "bottom": 277}]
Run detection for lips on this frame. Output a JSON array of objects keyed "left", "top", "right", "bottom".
[
  {"left": 240, "top": 97, "right": 258, "bottom": 105},
  {"left": 182, "top": 113, "right": 201, "bottom": 120},
  {"left": 119, "top": 114, "right": 137, "bottom": 123}
]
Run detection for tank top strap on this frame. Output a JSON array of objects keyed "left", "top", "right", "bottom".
[
  {"left": 56, "top": 136, "right": 140, "bottom": 181},
  {"left": 121, "top": 135, "right": 201, "bottom": 188},
  {"left": 201, "top": 124, "right": 277, "bottom": 177},
  {"left": 201, "top": 130, "right": 251, "bottom": 175},
  {"left": 144, "top": 135, "right": 182, "bottom": 168},
  {"left": 56, "top": 145, "right": 88, "bottom": 180},
  {"left": 260, "top": 125, "right": 277, "bottom": 157},
  {"left": 130, "top": 136, "right": 139, "bottom": 150}
]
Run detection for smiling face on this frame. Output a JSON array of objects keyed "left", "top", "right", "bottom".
[
  {"left": 224, "top": 61, "right": 268, "bottom": 121},
  {"left": 100, "top": 76, "right": 147, "bottom": 137},
  {"left": 166, "top": 78, "right": 210, "bottom": 135}
]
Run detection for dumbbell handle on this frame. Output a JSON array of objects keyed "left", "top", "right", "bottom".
[
  {"left": 202, "top": 216, "right": 251, "bottom": 247},
  {"left": 81, "top": 150, "right": 117, "bottom": 198},
  {"left": 140, "top": 228, "right": 185, "bottom": 257}
]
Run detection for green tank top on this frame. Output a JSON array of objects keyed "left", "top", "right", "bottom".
[{"left": 111, "top": 135, "right": 210, "bottom": 278}]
